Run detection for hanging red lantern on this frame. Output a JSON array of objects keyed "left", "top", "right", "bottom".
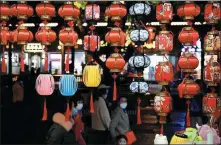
[
  {"left": 204, "top": 29, "right": 221, "bottom": 54},
  {"left": 155, "top": 29, "right": 173, "bottom": 54},
  {"left": 155, "top": 61, "right": 174, "bottom": 85},
  {"left": 84, "top": 26, "right": 100, "bottom": 52},
  {"left": 203, "top": 92, "right": 220, "bottom": 117},
  {"left": 85, "top": 4, "right": 100, "bottom": 21},
  {"left": 177, "top": 53, "right": 199, "bottom": 72},
  {"left": 156, "top": 2, "right": 173, "bottom": 23},
  {"left": 10, "top": 1, "right": 33, "bottom": 20},
  {"left": 105, "top": 27, "right": 126, "bottom": 47},
  {"left": 0, "top": 25, "right": 10, "bottom": 45},
  {"left": 177, "top": 2, "right": 200, "bottom": 21},
  {"left": 0, "top": 1, "right": 10, "bottom": 21},
  {"left": 105, "top": 2, "right": 127, "bottom": 22},
  {"left": 58, "top": 2, "right": 80, "bottom": 21},
  {"left": 36, "top": 1, "right": 56, "bottom": 21},
  {"left": 204, "top": 2, "right": 221, "bottom": 24},
  {"left": 35, "top": 26, "right": 56, "bottom": 45},
  {"left": 204, "top": 57, "right": 220, "bottom": 86},
  {"left": 178, "top": 27, "right": 199, "bottom": 46}
]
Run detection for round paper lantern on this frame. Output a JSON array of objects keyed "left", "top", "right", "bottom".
[
  {"left": 59, "top": 27, "right": 78, "bottom": 46},
  {"left": 204, "top": 59, "right": 220, "bottom": 86},
  {"left": 10, "top": 25, "right": 33, "bottom": 45},
  {"left": 204, "top": 29, "right": 220, "bottom": 54},
  {"left": 177, "top": 2, "right": 200, "bottom": 21},
  {"left": 204, "top": 2, "right": 221, "bottom": 24},
  {"left": 105, "top": 2, "right": 127, "bottom": 21},
  {"left": 156, "top": 2, "right": 173, "bottom": 23},
  {"left": 85, "top": 4, "right": 100, "bottom": 21},
  {"left": 84, "top": 34, "right": 100, "bottom": 52},
  {"left": 130, "top": 29, "right": 149, "bottom": 43},
  {"left": 145, "top": 26, "right": 156, "bottom": 44},
  {"left": 129, "top": 2, "right": 151, "bottom": 16},
  {"left": 177, "top": 53, "right": 199, "bottom": 72},
  {"left": 155, "top": 30, "right": 173, "bottom": 54},
  {"left": 0, "top": 1, "right": 10, "bottom": 21},
  {"left": 203, "top": 93, "right": 220, "bottom": 117},
  {"left": 36, "top": 1, "right": 56, "bottom": 21},
  {"left": 128, "top": 54, "right": 151, "bottom": 71},
  {"left": 178, "top": 78, "right": 200, "bottom": 99},
  {"left": 106, "top": 53, "right": 125, "bottom": 72},
  {"left": 0, "top": 26, "right": 10, "bottom": 45},
  {"left": 155, "top": 61, "right": 174, "bottom": 85},
  {"left": 105, "top": 27, "right": 126, "bottom": 47},
  {"left": 35, "top": 26, "right": 56, "bottom": 45},
  {"left": 10, "top": 1, "right": 33, "bottom": 20},
  {"left": 58, "top": 2, "right": 80, "bottom": 21},
  {"left": 130, "top": 81, "right": 149, "bottom": 94},
  {"left": 178, "top": 27, "right": 199, "bottom": 46}
]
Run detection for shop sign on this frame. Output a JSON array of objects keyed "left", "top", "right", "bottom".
[{"left": 24, "top": 43, "right": 44, "bottom": 53}]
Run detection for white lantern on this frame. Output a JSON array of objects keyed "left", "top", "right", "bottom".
[
  {"left": 130, "top": 81, "right": 149, "bottom": 93},
  {"left": 128, "top": 54, "right": 151, "bottom": 69},
  {"left": 130, "top": 29, "right": 149, "bottom": 42},
  {"left": 129, "top": 3, "right": 151, "bottom": 16}
]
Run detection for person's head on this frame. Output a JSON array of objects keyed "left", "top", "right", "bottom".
[
  {"left": 98, "top": 88, "right": 108, "bottom": 99},
  {"left": 71, "top": 91, "right": 84, "bottom": 111},
  {"left": 119, "top": 97, "right": 127, "bottom": 109},
  {"left": 116, "top": 135, "right": 127, "bottom": 145}
]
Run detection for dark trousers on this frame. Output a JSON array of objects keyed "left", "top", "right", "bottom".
[
  {"left": 90, "top": 130, "right": 109, "bottom": 144},
  {"left": 191, "top": 116, "right": 202, "bottom": 128}
]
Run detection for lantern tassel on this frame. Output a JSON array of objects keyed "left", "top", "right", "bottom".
[
  {"left": 137, "top": 97, "right": 142, "bottom": 125},
  {"left": 1, "top": 48, "right": 6, "bottom": 72},
  {"left": 186, "top": 100, "right": 191, "bottom": 127},
  {"left": 42, "top": 98, "right": 47, "bottom": 121},
  {"left": 205, "top": 64, "right": 211, "bottom": 80},
  {"left": 90, "top": 91, "right": 94, "bottom": 113},
  {"left": 113, "top": 79, "right": 117, "bottom": 101},
  {"left": 65, "top": 102, "right": 70, "bottom": 121},
  {"left": 44, "top": 52, "right": 48, "bottom": 72},
  {"left": 65, "top": 48, "right": 70, "bottom": 72},
  {"left": 160, "top": 124, "right": 164, "bottom": 135},
  {"left": 20, "top": 54, "right": 24, "bottom": 72}
]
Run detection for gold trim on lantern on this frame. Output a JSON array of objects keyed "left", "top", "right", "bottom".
[
  {"left": 18, "top": 41, "right": 27, "bottom": 45},
  {"left": 18, "top": 1, "right": 26, "bottom": 4},
  {"left": 0, "top": 16, "right": 9, "bottom": 21},
  {"left": 110, "top": 69, "right": 121, "bottom": 73},
  {"left": 18, "top": 25, "right": 27, "bottom": 30},
  {"left": 111, "top": 53, "right": 120, "bottom": 57},
  {"left": 207, "top": 93, "right": 217, "bottom": 98},
  {"left": 184, "top": 16, "right": 194, "bottom": 20},
  {"left": 207, "top": 82, "right": 218, "bottom": 86},
  {"left": 64, "top": 16, "right": 75, "bottom": 21},
  {"left": 182, "top": 69, "right": 195, "bottom": 72},
  {"left": 65, "top": 1, "right": 72, "bottom": 4},
  {"left": 41, "top": 15, "right": 51, "bottom": 20},
  {"left": 159, "top": 81, "right": 169, "bottom": 85},
  {"left": 0, "top": 26, "right": 9, "bottom": 30},
  {"left": 159, "top": 31, "right": 170, "bottom": 34},
  {"left": 184, "top": 27, "right": 192, "bottom": 31},
  {"left": 111, "top": 16, "right": 121, "bottom": 22},
  {"left": 184, "top": 95, "right": 194, "bottom": 99},
  {"left": 183, "top": 52, "right": 193, "bottom": 57},
  {"left": 159, "top": 61, "right": 168, "bottom": 66}
]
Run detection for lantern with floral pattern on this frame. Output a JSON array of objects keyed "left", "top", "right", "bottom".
[
  {"left": 204, "top": 2, "right": 221, "bottom": 24},
  {"left": 178, "top": 27, "right": 199, "bottom": 46},
  {"left": 204, "top": 29, "right": 220, "bottom": 54},
  {"left": 203, "top": 92, "right": 220, "bottom": 117},
  {"left": 128, "top": 54, "right": 151, "bottom": 73},
  {"left": 10, "top": 1, "right": 33, "bottom": 20},
  {"left": 177, "top": 53, "right": 199, "bottom": 72},
  {"left": 156, "top": 2, "right": 173, "bottom": 23},
  {"left": 177, "top": 2, "right": 200, "bottom": 21},
  {"left": 105, "top": 2, "right": 127, "bottom": 21},
  {"left": 58, "top": 2, "right": 80, "bottom": 21},
  {"left": 204, "top": 58, "right": 220, "bottom": 86},
  {"left": 36, "top": 1, "right": 56, "bottom": 21},
  {"left": 130, "top": 81, "right": 149, "bottom": 94},
  {"left": 129, "top": 2, "right": 151, "bottom": 16},
  {"left": 155, "top": 30, "right": 173, "bottom": 54},
  {"left": 85, "top": 3, "right": 100, "bottom": 21},
  {"left": 130, "top": 29, "right": 149, "bottom": 44}
]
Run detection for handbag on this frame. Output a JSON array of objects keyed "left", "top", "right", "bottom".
[{"left": 125, "top": 131, "right": 137, "bottom": 144}]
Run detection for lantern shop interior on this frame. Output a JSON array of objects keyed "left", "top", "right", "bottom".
[{"left": 0, "top": 1, "right": 221, "bottom": 145}]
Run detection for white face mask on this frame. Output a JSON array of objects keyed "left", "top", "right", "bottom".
[
  {"left": 76, "top": 103, "right": 83, "bottom": 110},
  {"left": 120, "top": 103, "right": 127, "bottom": 109},
  {"left": 102, "top": 94, "right": 107, "bottom": 99}
]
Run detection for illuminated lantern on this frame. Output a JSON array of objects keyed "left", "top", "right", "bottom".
[
  {"left": 0, "top": 1, "right": 10, "bottom": 21},
  {"left": 156, "top": 2, "right": 173, "bottom": 23},
  {"left": 178, "top": 27, "right": 199, "bottom": 46},
  {"left": 10, "top": 1, "right": 33, "bottom": 20},
  {"left": 130, "top": 29, "right": 149, "bottom": 43},
  {"left": 204, "top": 58, "right": 220, "bottom": 86},
  {"left": 145, "top": 26, "right": 156, "bottom": 44},
  {"left": 129, "top": 2, "right": 151, "bottom": 16},
  {"left": 85, "top": 4, "right": 100, "bottom": 21},
  {"left": 155, "top": 61, "right": 174, "bottom": 85},
  {"left": 35, "top": 26, "right": 56, "bottom": 45},
  {"left": 105, "top": 2, "right": 127, "bottom": 21},
  {"left": 155, "top": 30, "right": 173, "bottom": 54},
  {"left": 203, "top": 92, "right": 220, "bottom": 117},
  {"left": 105, "top": 27, "right": 126, "bottom": 47},
  {"left": 204, "top": 2, "right": 221, "bottom": 24},
  {"left": 204, "top": 29, "right": 220, "bottom": 54},
  {"left": 0, "top": 26, "right": 10, "bottom": 45},
  {"left": 178, "top": 78, "right": 200, "bottom": 99},
  {"left": 36, "top": 1, "right": 55, "bottom": 21},
  {"left": 59, "top": 27, "right": 78, "bottom": 47},
  {"left": 177, "top": 53, "right": 199, "bottom": 72},
  {"left": 58, "top": 2, "right": 80, "bottom": 21},
  {"left": 177, "top": 2, "right": 200, "bottom": 21},
  {"left": 106, "top": 53, "right": 125, "bottom": 73}
]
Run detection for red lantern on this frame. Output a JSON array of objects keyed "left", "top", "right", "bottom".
[
  {"left": 155, "top": 61, "right": 174, "bottom": 85},
  {"left": 178, "top": 27, "right": 199, "bottom": 46},
  {"left": 58, "top": 2, "right": 80, "bottom": 21},
  {"left": 177, "top": 53, "right": 199, "bottom": 72},
  {"left": 0, "top": 1, "right": 10, "bottom": 21},
  {"left": 0, "top": 26, "right": 10, "bottom": 45},
  {"left": 84, "top": 34, "right": 100, "bottom": 52},
  {"left": 35, "top": 26, "right": 56, "bottom": 45},
  {"left": 59, "top": 27, "right": 78, "bottom": 46},
  {"left": 10, "top": 2, "right": 33, "bottom": 20},
  {"left": 145, "top": 26, "right": 156, "bottom": 44},
  {"left": 204, "top": 2, "right": 221, "bottom": 24},
  {"left": 105, "top": 2, "right": 127, "bottom": 21},
  {"left": 105, "top": 27, "right": 126, "bottom": 47},
  {"left": 36, "top": 1, "right": 55, "bottom": 21},
  {"left": 204, "top": 58, "right": 220, "bottom": 86},
  {"left": 85, "top": 4, "right": 100, "bottom": 21},
  {"left": 178, "top": 79, "right": 200, "bottom": 99},
  {"left": 106, "top": 53, "right": 126, "bottom": 72},
  {"left": 204, "top": 29, "right": 220, "bottom": 54},
  {"left": 177, "top": 2, "right": 200, "bottom": 21},
  {"left": 203, "top": 93, "right": 220, "bottom": 117},
  {"left": 156, "top": 2, "right": 173, "bottom": 23},
  {"left": 10, "top": 25, "right": 33, "bottom": 45},
  {"left": 155, "top": 30, "right": 173, "bottom": 54}
]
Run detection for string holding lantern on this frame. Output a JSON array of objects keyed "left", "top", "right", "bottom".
[
  {"left": 178, "top": 26, "right": 199, "bottom": 46},
  {"left": 156, "top": 2, "right": 173, "bottom": 24},
  {"left": 36, "top": 1, "right": 55, "bottom": 21},
  {"left": 204, "top": 27, "right": 220, "bottom": 54},
  {"left": 84, "top": 26, "right": 100, "bottom": 52},
  {"left": 204, "top": 2, "right": 221, "bottom": 24},
  {"left": 0, "top": 1, "right": 10, "bottom": 21},
  {"left": 58, "top": 1, "right": 80, "bottom": 21}
]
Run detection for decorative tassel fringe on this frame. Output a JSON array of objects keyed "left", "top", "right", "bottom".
[
  {"left": 113, "top": 79, "right": 117, "bottom": 101},
  {"left": 90, "top": 91, "right": 94, "bottom": 113},
  {"left": 42, "top": 99, "right": 47, "bottom": 121},
  {"left": 44, "top": 53, "right": 48, "bottom": 72},
  {"left": 160, "top": 124, "right": 164, "bottom": 135},
  {"left": 20, "top": 54, "right": 24, "bottom": 72},
  {"left": 65, "top": 103, "right": 70, "bottom": 121},
  {"left": 137, "top": 97, "right": 142, "bottom": 125},
  {"left": 65, "top": 48, "right": 70, "bottom": 72},
  {"left": 1, "top": 54, "right": 6, "bottom": 72},
  {"left": 186, "top": 100, "right": 191, "bottom": 127}
]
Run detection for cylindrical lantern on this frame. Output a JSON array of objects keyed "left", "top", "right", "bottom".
[
  {"left": 204, "top": 59, "right": 220, "bottom": 86},
  {"left": 145, "top": 26, "right": 156, "bottom": 44},
  {"left": 84, "top": 33, "right": 100, "bottom": 52},
  {"left": 128, "top": 54, "right": 151, "bottom": 72},
  {"left": 155, "top": 30, "right": 173, "bottom": 54},
  {"left": 0, "top": 26, "right": 10, "bottom": 45},
  {"left": 105, "top": 27, "right": 126, "bottom": 47},
  {"left": 130, "top": 81, "right": 149, "bottom": 94},
  {"left": 35, "top": 26, "right": 56, "bottom": 45},
  {"left": 178, "top": 79, "right": 200, "bottom": 99},
  {"left": 36, "top": 1, "right": 56, "bottom": 21},
  {"left": 85, "top": 4, "right": 100, "bottom": 21},
  {"left": 156, "top": 2, "right": 173, "bottom": 23},
  {"left": 177, "top": 53, "right": 199, "bottom": 72},
  {"left": 203, "top": 93, "right": 220, "bottom": 117},
  {"left": 58, "top": 2, "right": 80, "bottom": 21},
  {"left": 105, "top": 2, "right": 127, "bottom": 21},
  {"left": 155, "top": 61, "right": 174, "bottom": 85},
  {"left": 106, "top": 53, "right": 125, "bottom": 72},
  {"left": 10, "top": 1, "right": 33, "bottom": 20},
  {"left": 204, "top": 2, "right": 221, "bottom": 24},
  {"left": 59, "top": 27, "right": 78, "bottom": 46},
  {"left": 177, "top": 2, "right": 200, "bottom": 21},
  {"left": 204, "top": 29, "right": 220, "bottom": 54},
  {"left": 130, "top": 29, "right": 149, "bottom": 43},
  {"left": 129, "top": 2, "right": 151, "bottom": 16},
  {"left": 0, "top": 1, "right": 10, "bottom": 21},
  {"left": 178, "top": 27, "right": 199, "bottom": 46}
]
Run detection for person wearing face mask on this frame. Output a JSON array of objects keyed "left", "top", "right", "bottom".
[
  {"left": 115, "top": 135, "right": 128, "bottom": 145},
  {"left": 109, "top": 97, "right": 130, "bottom": 143},
  {"left": 91, "top": 84, "right": 111, "bottom": 144}
]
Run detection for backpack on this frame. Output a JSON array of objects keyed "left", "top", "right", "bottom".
[
  {"left": 36, "top": 74, "right": 55, "bottom": 96},
  {"left": 191, "top": 98, "right": 201, "bottom": 112},
  {"left": 59, "top": 75, "right": 78, "bottom": 96},
  {"left": 12, "top": 81, "right": 24, "bottom": 103},
  {"left": 83, "top": 65, "right": 101, "bottom": 87}
]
